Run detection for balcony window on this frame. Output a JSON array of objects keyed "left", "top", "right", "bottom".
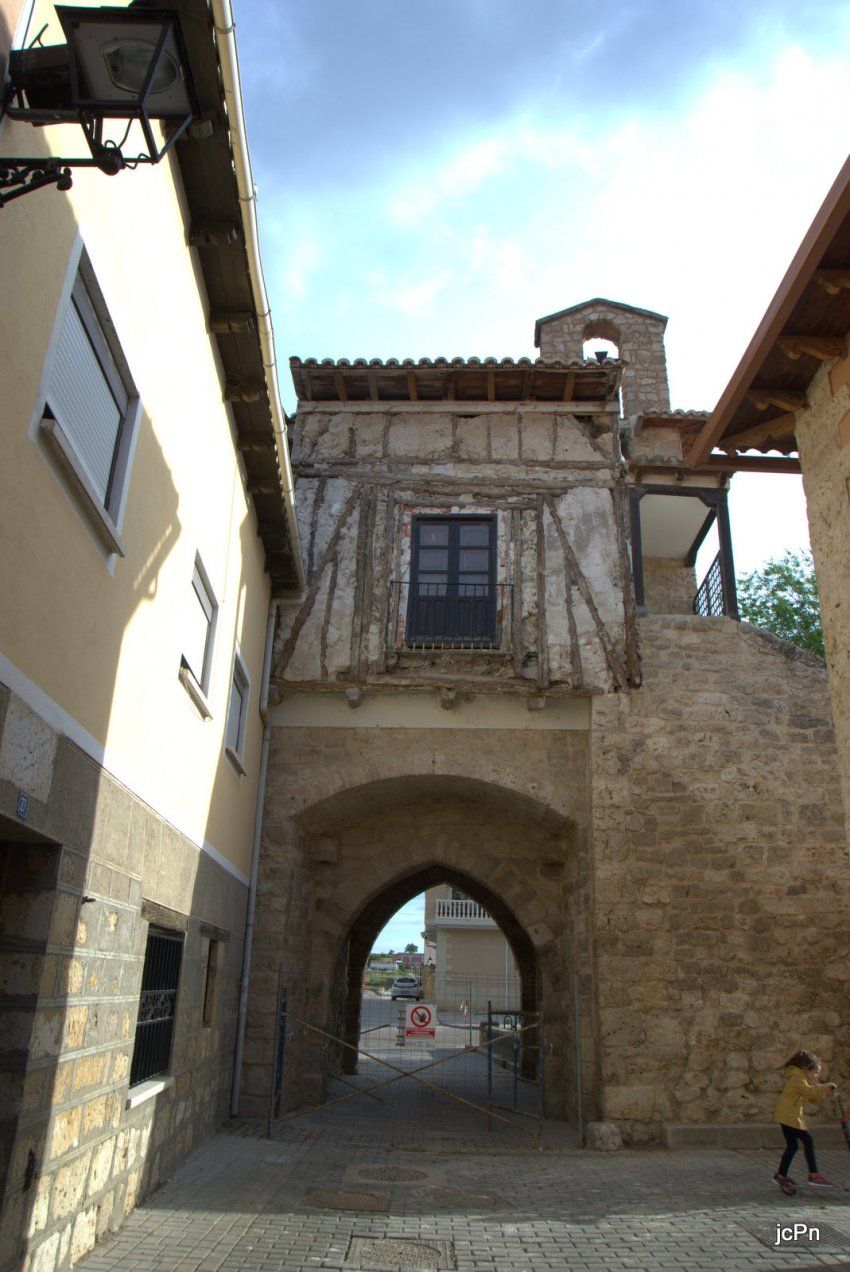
[{"left": 408, "top": 515, "right": 497, "bottom": 646}]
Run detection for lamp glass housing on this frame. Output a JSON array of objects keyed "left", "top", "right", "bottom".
[{"left": 56, "top": 6, "right": 195, "bottom": 118}]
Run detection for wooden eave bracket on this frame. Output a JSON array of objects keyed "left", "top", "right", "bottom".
[
  {"left": 226, "top": 381, "right": 265, "bottom": 403},
  {"left": 813, "top": 268, "right": 850, "bottom": 295},
  {"left": 777, "top": 335, "right": 847, "bottom": 361},
  {"left": 745, "top": 389, "right": 808, "bottom": 412},
  {"left": 209, "top": 311, "right": 255, "bottom": 334},
  {"left": 716, "top": 412, "right": 797, "bottom": 453}
]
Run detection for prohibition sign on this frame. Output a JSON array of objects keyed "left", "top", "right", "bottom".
[{"left": 405, "top": 1002, "right": 436, "bottom": 1038}]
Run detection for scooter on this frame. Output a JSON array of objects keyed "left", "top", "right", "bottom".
[{"left": 833, "top": 1093, "right": 850, "bottom": 1189}]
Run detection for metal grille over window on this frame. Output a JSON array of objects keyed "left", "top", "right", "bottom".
[{"left": 130, "top": 929, "right": 183, "bottom": 1086}]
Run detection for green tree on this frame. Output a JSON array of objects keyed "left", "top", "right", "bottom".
[
  {"left": 404, "top": 943, "right": 417, "bottom": 953},
  {"left": 737, "top": 550, "right": 824, "bottom": 657}
]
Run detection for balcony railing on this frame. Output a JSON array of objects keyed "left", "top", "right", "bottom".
[
  {"left": 435, "top": 899, "right": 492, "bottom": 920},
  {"left": 693, "top": 552, "right": 725, "bottom": 617},
  {"left": 388, "top": 580, "right": 510, "bottom": 651}
]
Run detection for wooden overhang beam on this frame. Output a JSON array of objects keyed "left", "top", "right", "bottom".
[
  {"left": 562, "top": 371, "right": 575, "bottom": 401},
  {"left": 688, "top": 153, "right": 850, "bottom": 467},
  {"left": 406, "top": 370, "right": 419, "bottom": 401},
  {"left": 333, "top": 370, "right": 349, "bottom": 402}
]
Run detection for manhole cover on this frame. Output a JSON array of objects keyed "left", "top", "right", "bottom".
[
  {"left": 303, "top": 1187, "right": 389, "bottom": 1212},
  {"left": 737, "top": 1217, "right": 850, "bottom": 1250},
  {"left": 346, "top": 1236, "right": 455, "bottom": 1270},
  {"left": 358, "top": 1166, "right": 429, "bottom": 1182},
  {"left": 422, "top": 1187, "right": 508, "bottom": 1210}
]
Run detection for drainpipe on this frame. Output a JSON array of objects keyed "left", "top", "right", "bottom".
[
  {"left": 208, "top": 0, "right": 306, "bottom": 593},
  {"left": 230, "top": 598, "right": 277, "bottom": 1116}
]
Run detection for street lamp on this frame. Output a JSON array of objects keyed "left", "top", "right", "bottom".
[{"left": 1, "top": 5, "right": 199, "bottom": 206}]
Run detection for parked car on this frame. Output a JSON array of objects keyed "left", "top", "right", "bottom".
[{"left": 390, "top": 975, "right": 422, "bottom": 1001}]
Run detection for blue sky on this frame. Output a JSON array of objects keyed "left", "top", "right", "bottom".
[{"left": 232, "top": 1, "right": 850, "bottom": 951}]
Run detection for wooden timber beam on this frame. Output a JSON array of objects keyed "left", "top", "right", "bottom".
[
  {"left": 813, "top": 268, "right": 850, "bottom": 294},
  {"left": 487, "top": 367, "right": 496, "bottom": 403},
  {"left": 562, "top": 371, "right": 575, "bottom": 402},
  {"left": 746, "top": 389, "right": 808, "bottom": 412},
  {"left": 236, "top": 436, "right": 274, "bottom": 452},
  {"left": 209, "top": 311, "right": 255, "bottom": 334},
  {"left": 446, "top": 372, "right": 456, "bottom": 400},
  {"left": 703, "top": 454, "right": 801, "bottom": 474},
  {"left": 367, "top": 370, "right": 379, "bottom": 402},
  {"left": 225, "top": 381, "right": 264, "bottom": 403},
  {"left": 246, "top": 478, "right": 280, "bottom": 493},
  {"left": 406, "top": 370, "right": 419, "bottom": 402},
  {"left": 718, "top": 413, "right": 796, "bottom": 452},
  {"left": 522, "top": 368, "right": 535, "bottom": 401},
  {"left": 777, "top": 335, "right": 847, "bottom": 361},
  {"left": 333, "top": 370, "right": 349, "bottom": 403}
]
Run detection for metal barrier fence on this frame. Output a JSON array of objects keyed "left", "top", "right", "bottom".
[{"left": 268, "top": 981, "right": 543, "bottom": 1143}]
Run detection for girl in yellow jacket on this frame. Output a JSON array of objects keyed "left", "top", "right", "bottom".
[{"left": 773, "top": 1049, "right": 837, "bottom": 1194}]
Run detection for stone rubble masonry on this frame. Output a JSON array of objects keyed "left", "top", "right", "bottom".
[
  {"left": 0, "top": 679, "right": 248, "bottom": 1272},
  {"left": 795, "top": 347, "right": 850, "bottom": 852},
  {"left": 536, "top": 300, "right": 672, "bottom": 417},
  {"left": 253, "top": 610, "right": 848, "bottom": 1145},
  {"left": 591, "top": 615, "right": 848, "bottom": 1143}
]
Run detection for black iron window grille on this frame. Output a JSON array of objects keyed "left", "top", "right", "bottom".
[
  {"left": 693, "top": 552, "right": 725, "bottom": 617},
  {"left": 402, "top": 515, "right": 500, "bottom": 647},
  {"left": 130, "top": 929, "right": 183, "bottom": 1086}
]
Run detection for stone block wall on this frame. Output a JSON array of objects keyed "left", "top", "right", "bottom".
[
  {"left": 0, "top": 684, "right": 247, "bottom": 1271},
  {"left": 591, "top": 616, "right": 849, "bottom": 1143},
  {"left": 248, "top": 722, "right": 593, "bottom": 1123},
  {"left": 535, "top": 300, "right": 671, "bottom": 416},
  {"left": 796, "top": 350, "right": 850, "bottom": 851},
  {"left": 642, "top": 557, "right": 698, "bottom": 615}
]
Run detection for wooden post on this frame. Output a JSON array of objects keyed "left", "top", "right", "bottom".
[
  {"left": 715, "top": 491, "right": 739, "bottom": 620},
  {"left": 629, "top": 488, "right": 646, "bottom": 612}
]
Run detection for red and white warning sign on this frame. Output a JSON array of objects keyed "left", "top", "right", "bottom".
[{"left": 405, "top": 1002, "right": 436, "bottom": 1039}]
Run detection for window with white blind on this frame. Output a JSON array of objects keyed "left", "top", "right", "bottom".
[
  {"left": 224, "top": 653, "right": 250, "bottom": 772},
  {"left": 179, "top": 557, "right": 218, "bottom": 714},
  {"left": 39, "top": 258, "right": 138, "bottom": 555}
]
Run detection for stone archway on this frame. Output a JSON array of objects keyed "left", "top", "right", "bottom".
[
  {"left": 333, "top": 860, "right": 540, "bottom": 1082},
  {"left": 247, "top": 769, "right": 597, "bottom": 1125}
]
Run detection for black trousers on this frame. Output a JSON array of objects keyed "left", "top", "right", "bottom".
[{"left": 778, "top": 1124, "right": 818, "bottom": 1176}]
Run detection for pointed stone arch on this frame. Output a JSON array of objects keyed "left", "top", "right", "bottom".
[{"left": 247, "top": 768, "right": 597, "bottom": 1123}]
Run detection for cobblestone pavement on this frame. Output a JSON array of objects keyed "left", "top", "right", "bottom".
[
  {"left": 78, "top": 1026, "right": 850, "bottom": 1271},
  {"left": 77, "top": 1120, "right": 850, "bottom": 1270}
]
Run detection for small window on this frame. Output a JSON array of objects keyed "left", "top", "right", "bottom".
[
  {"left": 130, "top": 929, "right": 183, "bottom": 1086},
  {"left": 408, "top": 516, "right": 497, "bottom": 646},
  {"left": 202, "top": 939, "right": 219, "bottom": 1027},
  {"left": 224, "top": 652, "right": 250, "bottom": 771},
  {"left": 39, "top": 256, "right": 139, "bottom": 555},
  {"left": 180, "top": 556, "right": 217, "bottom": 711}
]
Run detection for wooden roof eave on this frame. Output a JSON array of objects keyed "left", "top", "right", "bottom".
[{"left": 689, "top": 153, "right": 850, "bottom": 468}]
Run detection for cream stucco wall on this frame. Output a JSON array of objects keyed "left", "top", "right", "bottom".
[{"left": 0, "top": 2, "right": 270, "bottom": 878}]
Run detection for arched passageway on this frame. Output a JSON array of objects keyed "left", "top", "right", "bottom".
[
  {"left": 335, "top": 862, "right": 539, "bottom": 1082},
  {"left": 245, "top": 770, "right": 597, "bottom": 1130}
]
